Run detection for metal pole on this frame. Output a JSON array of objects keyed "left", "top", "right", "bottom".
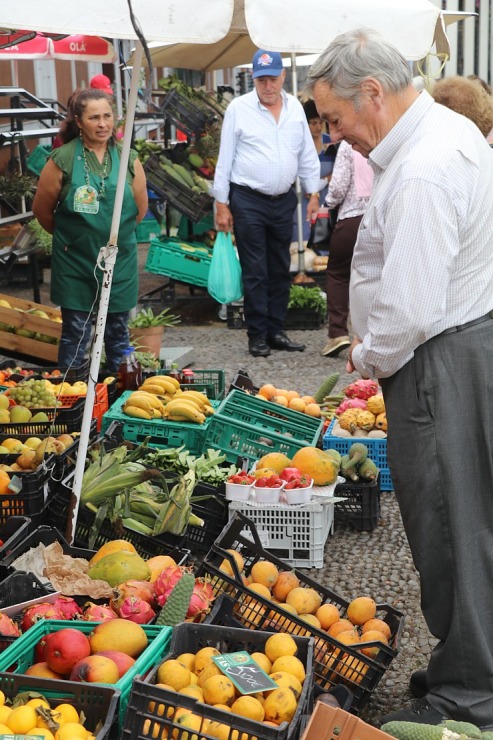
[
  {"left": 65, "top": 41, "right": 144, "bottom": 544},
  {"left": 291, "top": 53, "right": 305, "bottom": 274}
]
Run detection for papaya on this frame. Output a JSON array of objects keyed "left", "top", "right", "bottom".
[
  {"left": 291, "top": 447, "right": 339, "bottom": 486},
  {"left": 87, "top": 551, "right": 151, "bottom": 587}
]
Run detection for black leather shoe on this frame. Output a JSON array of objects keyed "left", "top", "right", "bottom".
[
  {"left": 267, "top": 332, "right": 305, "bottom": 352},
  {"left": 409, "top": 669, "right": 428, "bottom": 699},
  {"left": 248, "top": 337, "right": 271, "bottom": 357}
]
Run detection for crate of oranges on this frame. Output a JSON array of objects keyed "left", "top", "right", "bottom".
[
  {"left": 197, "top": 512, "right": 404, "bottom": 714},
  {"left": 121, "top": 622, "right": 314, "bottom": 740}
]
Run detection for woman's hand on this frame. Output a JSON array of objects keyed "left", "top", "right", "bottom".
[{"left": 32, "top": 159, "right": 63, "bottom": 235}]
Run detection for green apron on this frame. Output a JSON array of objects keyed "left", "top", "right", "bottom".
[{"left": 51, "top": 138, "right": 139, "bottom": 312}]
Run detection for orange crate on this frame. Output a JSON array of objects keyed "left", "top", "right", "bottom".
[{"left": 58, "top": 384, "right": 108, "bottom": 432}]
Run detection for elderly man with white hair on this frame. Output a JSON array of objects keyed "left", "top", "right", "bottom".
[{"left": 306, "top": 28, "right": 493, "bottom": 729}]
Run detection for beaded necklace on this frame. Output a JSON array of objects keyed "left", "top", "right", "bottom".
[{"left": 80, "top": 134, "right": 110, "bottom": 201}]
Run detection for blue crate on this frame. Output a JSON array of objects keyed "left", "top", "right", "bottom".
[{"left": 323, "top": 419, "right": 393, "bottom": 491}]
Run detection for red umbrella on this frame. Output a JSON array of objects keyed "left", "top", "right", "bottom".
[
  {"left": 0, "top": 30, "right": 37, "bottom": 50},
  {"left": 0, "top": 33, "right": 115, "bottom": 61}
]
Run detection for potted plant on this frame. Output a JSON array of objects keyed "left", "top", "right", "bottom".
[
  {"left": 128, "top": 307, "right": 180, "bottom": 358},
  {"left": 286, "top": 285, "right": 327, "bottom": 330}
]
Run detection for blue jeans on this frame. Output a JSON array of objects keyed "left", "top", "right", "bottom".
[{"left": 58, "top": 308, "right": 130, "bottom": 374}]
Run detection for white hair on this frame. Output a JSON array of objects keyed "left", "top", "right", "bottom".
[{"left": 305, "top": 28, "right": 412, "bottom": 106}]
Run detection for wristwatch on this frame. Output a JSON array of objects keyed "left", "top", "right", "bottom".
[{"left": 309, "top": 192, "right": 319, "bottom": 198}]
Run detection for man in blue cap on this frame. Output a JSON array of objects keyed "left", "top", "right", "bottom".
[{"left": 213, "top": 50, "right": 320, "bottom": 357}]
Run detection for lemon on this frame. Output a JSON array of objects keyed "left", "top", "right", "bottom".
[{"left": 7, "top": 704, "right": 38, "bottom": 734}]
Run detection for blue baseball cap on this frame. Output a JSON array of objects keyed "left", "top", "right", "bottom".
[{"left": 252, "top": 50, "right": 284, "bottom": 79}]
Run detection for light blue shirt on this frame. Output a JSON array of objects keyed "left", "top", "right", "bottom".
[{"left": 212, "top": 89, "right": 320, "bottom": 203}]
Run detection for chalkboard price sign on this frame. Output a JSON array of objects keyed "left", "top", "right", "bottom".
[{"left": 212, "top": 651, "right": 279, "bottom": 695}]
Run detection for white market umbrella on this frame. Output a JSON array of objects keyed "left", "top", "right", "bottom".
[{"left": 0, "top": 0, "right": 458, "bottom": 543}]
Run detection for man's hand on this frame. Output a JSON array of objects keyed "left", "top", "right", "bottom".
[
  {"left": 215, "top": 202, "right": 234, "bottom": 232},
  {"left": 346, "top": 337, "right": 362, "bottom": 374},
  {"left": 306, "top": 194, "right": 319, "bottom": 223}
]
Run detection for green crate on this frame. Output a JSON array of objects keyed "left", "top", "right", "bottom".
[
  {"left": 136, "top": 218, "right": 161, "bottom": 242},
  {"left": 0, "top": 671, "right": 119, "bottom": 740},
  {"left": 0, "top": 619, "right": 173, "bottom": 732},
  {"left": 204, "top": 389, "right": 323, "bottom": 465},
  {"left": 162, "top": 368, "right": 225, "bottom": 399},
  {"left": 101, "top": 391, "right": 219, "bottom": 454},
  {"left": 145, "top": 236, "right": 213, "bottom": 287},
  {"left": 26, "top": 144, "right": 52, "bottom": 176}
]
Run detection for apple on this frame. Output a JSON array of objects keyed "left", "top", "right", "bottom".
[
  {"left": 69, "top": 654, "right": 120, "bottom": 683},
  {"left": 34, "top": 633, "right": 54, "bottom": 663},
  {"left": 94, "top": 650, "right": 135, "bottom": 677},
  {"left": 279, "top": 467, "right": 303, "bottom": 483},
  {"left": 45, "top": 628, "right": 91, "bottom": 675}
]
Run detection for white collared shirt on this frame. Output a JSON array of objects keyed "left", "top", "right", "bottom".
[
  {"left": 212, "top": 89, "right": 320, "bottom": 203},
  {"left": 351, "top": 90, "right": 493, "bottom": 378}
]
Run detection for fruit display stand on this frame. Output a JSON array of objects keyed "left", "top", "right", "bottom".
[
  {"left": 0, "top": 671, "right": 120, "bottom": 740},
  {"left": 334, "top": 478, "right": 381, "bottom": 532},
  {"left": 101, "top": 391, "right": 220, "bottom": 455},
  {"left": 161, "top": 368, "right": 225, "bottom": 400},
  {"left": 301, "top": 702, "right": 394, "bottom": 740},
  {"left": 0, "top": 620, "right": 173, "bottom": 732},
  {"left": 197, "top": 513, "right": 404, "bottom": 713},
  {"left": 204, "top": 390, "right": 324, "bottom": 466},
  {"left": 0, "top": 292, "right": 62, "bottom": 363},
  {"left": 227, "top": 496, "right": 336, "bottom": 569},
  {"left": 145, "top": 234, "right": 213, "bottom": 288},
  {"left": 323, "top": 419, "right": 393, "bottom": 491},
  {"left": 121, "top": 622, "right": 314, "bottom": 740},
  {"left": 0, "top": 357, "right": 91, "bottom": 382},
  {"left": 0, "top": 396, "right": 86, "bottom": 436}
]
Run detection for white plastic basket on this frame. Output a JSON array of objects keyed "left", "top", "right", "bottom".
[{"left": 227, "top": 498, "right": 336, "bottom": 569}]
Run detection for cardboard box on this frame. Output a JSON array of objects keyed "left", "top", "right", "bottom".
[
  {"left": 0, "top": 292, "right": 62, "bottom": 362},
  {"left": 301, "top": 704, "right": 393, "bottom": 740}
]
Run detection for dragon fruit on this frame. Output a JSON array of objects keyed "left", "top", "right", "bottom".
[
  {"left": 186, "top": 579, "right": 215, "bottom": 622},
  {"left": 117, "top": 596, "right": 156, "bottom": 624},
  {"left": 82, "top": 602, "right": 118, "bottom": 622},
  {"left": 344, "top": 378, "right": 379, "bottom": 400},
  {"left": 111, "top": 580, "right": 155, "bottom": 612},
  {"left": 52, "top": 596, "right": 83, "bottom": 620},
  {"left": 21, "top": 603, "right": 64, "bottom": 633},
  {"left": 336, "top": 398, "right": 367, "bottom": 415},
  {"left": 153, "top": 565, "right": 188, "bottom": 599},
  {"left": 0, "top": 613, "right": 20, "bottom": 651}
]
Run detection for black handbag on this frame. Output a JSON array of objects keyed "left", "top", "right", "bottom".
[{"left": 307, "top": 206, "right": 337, "bottom": 253}]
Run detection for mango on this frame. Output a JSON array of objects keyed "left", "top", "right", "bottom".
[{"left": 87, "top": 551, "right": 151, "bottom": 587}]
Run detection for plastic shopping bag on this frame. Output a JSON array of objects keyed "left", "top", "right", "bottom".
[{"left": 207, "top": 231, "right": 243, "bottom": 304}]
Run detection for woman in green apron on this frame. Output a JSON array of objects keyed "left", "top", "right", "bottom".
[{"left": 33, "top": 89, "right": 148, "bottom": 373}]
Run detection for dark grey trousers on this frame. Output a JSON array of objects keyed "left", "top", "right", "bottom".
[{"left": 381, "top": 319, "right": 493, "bottom": 728}]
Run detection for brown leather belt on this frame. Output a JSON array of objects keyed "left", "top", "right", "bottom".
[
  {"left": 440, "top": 310, "right": 493, "bottom": 335},
  {"left": 231, "top": 183, "right": 290, "bottom": 201}
]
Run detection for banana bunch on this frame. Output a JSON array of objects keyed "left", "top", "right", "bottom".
[
  {"left": 122, "top": 390, "right": 167, "bottom": 420},
  {"left": 122, "top": 374, "right": 214, "bottom": 425},
  {"left": 164, "top": 390, "right": 214, "bottom": 424}
]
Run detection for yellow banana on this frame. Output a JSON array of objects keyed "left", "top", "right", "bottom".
[
  {"left": 142, "top": 379, "right": 177, "bottom": 394},
  {"left": 165, "top": 413, "right": 192, "bottom": 421},
  {"left": 164, "top": 402, "right": 205, "bottom": 423},
  {"left": 145, "top": 376, "right": 179, "bottom": 393},
  {"left": 129, "top": 391, "right": 166, "bottom": 412},
  {"left": 164, "top": 397, "right": 204, "bottom": 414},
  {"left": 123, "top": 404, "right": 153, "bottom": 420},
  {"left": 181, "top": 390, "right": 212, "bottom": 407},
  {"left": 152, "top": 408, "right": 162, "bottom": 418},
  {"left": 202, "top": 405, "right": 215, "bottom": 416},
  {"left": 123, "top": 395, "right": 154, "bottom": 414},
  {"left": 139, "top": 383, "right": 175, "bottom": 397},
  {"left": 155, "top": 374, "right": 181, "bottom": 390},
  {"left": 169, "top": 395, "right": 205, "bottom": 411}
]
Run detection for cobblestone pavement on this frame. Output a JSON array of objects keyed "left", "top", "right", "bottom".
[{"left": 5, "top": 252, "right": 435, "bottom": 726}]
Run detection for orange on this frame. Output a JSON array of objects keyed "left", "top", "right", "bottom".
[
  {"left": 264, "top": 634, "right": 297, "bottom": 663},
  {"left": 54, "top": 723, "right": 88, "bottom": 740},
  {"left": 156, "top": 659, "right": 191, "bottom": 690},
  {"left": 219, "top": 549, "right": 244, "bottom": 577},
  {"left": 251, "top": 652, "right": 272, "bottom": 674},
  {"left": 7, "top": 705, "right": 37, "bottom": 734},
  {"left": 305, "top": 403, "right": 322, "bottom": 417},
  {"left": 268, "top": 671, "right": 302, "bottom": 700},
  {"left": 361, "top": 618, "right": 391, "bottom": 640},
  {"left": 273, "top": 395, "right": 288, "bottom": 407},
  {"left": 194, "top": 647, "right": 221, "bottom": 676},
  {"left": 176, "top": 652, "right": 195, "bottom": 671},
  {"left": 358, "top": 629, "right": 389, "bottom": 658},
  {"left": 347, "top": 596, "right": 377, "bottom": 626},
  {"left": 230, "top": 696, "right": 265, "bottom": 722},
  {"left": 285, "top": 390, "right": 300, "bottom": 401},
  {"left": 258, "top": 384, "right": 277, "bottom": 400},
  {"left": 335, "top": 630, "right": 360, "bottom": 647},
  {"left": 299, "top": 613, "right": 321, "bottom": 630},
  {"left": 316, "top": 603, "right": 341, "bottom": 630},
  {"left": 272, "top": 571, "right": 300, "bottom": 602},
  {"left": 328, "top": 620, "right": 357, "bottom": 638},
  {"left": 27, "top": 729, "right": 55, "bottom": 740},
  {"left": 202, "top": 675, "right": 236, "bottom": 706},
  {"left": 271, "top": 655, "right": 306, "bottom": 683},
  {"left": 288, "top": 398, "right": 306, "bottom": 413},
  {"left": 250, "top": 561, "right": 279, "bottom": 590},
  {"left": 53, "top": 703, "right": 79, "bottom": 725},
  {"left": 263, "top": 688, "right": 298, "bottom": 725}
]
